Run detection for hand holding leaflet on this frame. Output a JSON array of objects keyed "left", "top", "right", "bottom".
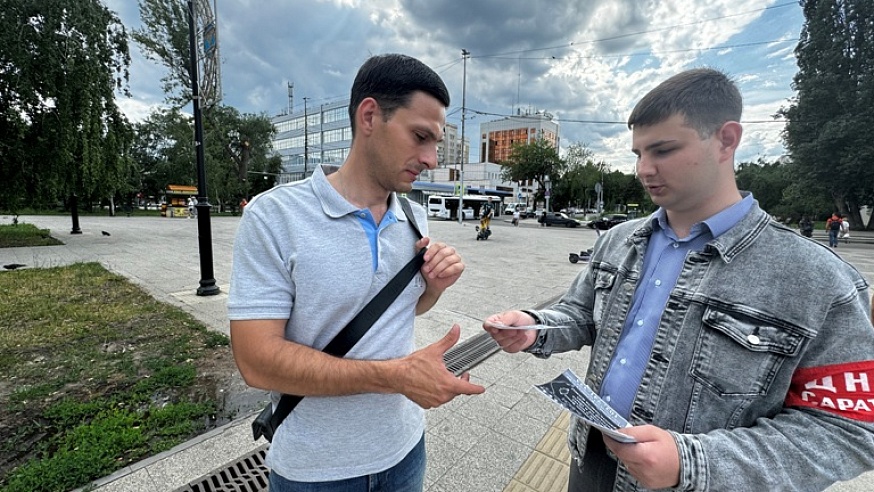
[
  {"left": 535, "top": 368, "right": 637, "bottom": 444},
  {"left": 483, "top": 320, "right": 569, "bottom": 331}
]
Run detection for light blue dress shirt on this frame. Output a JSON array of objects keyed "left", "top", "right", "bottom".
[{"left": 599, "top": 194, "right": 753, "bottom": 418}]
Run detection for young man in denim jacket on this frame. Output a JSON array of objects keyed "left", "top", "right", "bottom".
[{"left": 485, "top": 68, "right": 874, "bottom": 491}]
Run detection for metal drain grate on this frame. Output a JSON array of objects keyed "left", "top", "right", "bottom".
[
  {"left": 445, "top": 331, "right": 501, "bottom": 375},
  {"left": 173, "top": 444, "right": 269, "bottom": 492}
]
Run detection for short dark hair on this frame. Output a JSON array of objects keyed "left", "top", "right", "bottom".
[
  {"left": 348, "top": 53, "right": 450, "bottom": 135},
  {"left": 627, "top": 68, "right": 742, "bottom": 138}
]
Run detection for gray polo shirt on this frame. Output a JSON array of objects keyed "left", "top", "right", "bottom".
[{"left": 228, "top": 164, "right": 428, "bottom": 481}]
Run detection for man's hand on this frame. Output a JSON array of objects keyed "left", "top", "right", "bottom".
[
  {"left": 415, "top": 237, "right": 463, "bottom": 314},
  {"left": 395, "top": 324, "right": 485, "bottom": 408},
  {"left": 417, "top": 237, "right": 463, "bottom": 290},
  {"left": 483, "top": 311, "right": 539, "bottom": 353},
  {"left": 603, "top": 425, "right": 680, "bottom": 490}
]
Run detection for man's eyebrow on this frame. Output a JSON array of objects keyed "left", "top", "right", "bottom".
[
  {"left": 421, "top": 126, "right": 442, "bottom": 142},
  {"left": 633, "top": 139, "right": 678, "bottom": 154}
]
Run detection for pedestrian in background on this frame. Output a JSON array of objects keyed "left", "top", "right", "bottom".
[
  {"left": 826, "top": 213, "right": 841, "bottom": 247},
  {"left": 798, "top": 215, "right": 813, "bottom": 238},
  {"left": 187, "top": 196, "right": 197, "bottom": 219},
  {"left": 484, "top": 68, "right": 874, "bottom": 491},
  {"left": 840, "top": 215, "right": 850, "bottom": 244}
]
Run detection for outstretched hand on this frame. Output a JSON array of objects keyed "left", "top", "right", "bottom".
[
  {"left": 397, "top": 324, "right": 484, "bottom": 408},
  {"left": 483, "top": 311, "right": 539, "bottom": 353},
  {"left": 603, "top": 425, "right": 680, "bottom": 490}
]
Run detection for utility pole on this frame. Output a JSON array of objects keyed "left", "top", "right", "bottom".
[
  {"left": 459, "top": 48, "right": 469, "bottom": 225},
  {"left": 303, "top": 96, "right": 309, "bottom": 176}
]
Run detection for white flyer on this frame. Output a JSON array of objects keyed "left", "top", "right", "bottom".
[
  {"left": 535, "top": 368, "right": 637, "bottom": 444},
  {"left": 483, "top": 320, "right": 568, "bottom": 330}
]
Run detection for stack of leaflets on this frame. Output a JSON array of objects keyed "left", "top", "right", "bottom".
[{"left": 535, "top": 368, "right": 637, "bottom": 443}]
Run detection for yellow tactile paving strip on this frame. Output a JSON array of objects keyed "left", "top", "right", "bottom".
[{"left": 504, "top": 411, "right": 572, "bottom": 492}]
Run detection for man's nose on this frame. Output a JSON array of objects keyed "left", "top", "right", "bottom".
[
  {"left": 636, "top": 155, "right": 654, "bottom": 177},
  {"left": 421, "top": 146, "right": 438, "bottom": 169}
]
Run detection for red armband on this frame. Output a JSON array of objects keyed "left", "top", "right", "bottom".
[{"left": 785, "top": 361, "right": 874, "bottom": 422}]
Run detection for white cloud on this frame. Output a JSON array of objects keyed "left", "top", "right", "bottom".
[{"left": 107, "top": 0, "right": 803, "bottom": 169}]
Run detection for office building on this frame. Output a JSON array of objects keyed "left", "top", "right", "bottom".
[{"left": 479, "top": 109, "right": 559, "bottom": 164}]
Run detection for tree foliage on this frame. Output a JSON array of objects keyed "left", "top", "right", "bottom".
[
  {"left": 780, "top": 0, "right": 874, "bottom": 229},
  {"left": 0, "top": 0, "right": 132, "bottom": 212},
  {"left": 499, "top": 140, "right": 646, "bottom": 213},
  {"left": 500, "top": 137, "right": 566, "bottom": 208},
  {"left": 132, "top": 0, "right": 193, "bottom": 108},
  {"left": 130, "top": 105, "right": 279, "bottom": 207}
]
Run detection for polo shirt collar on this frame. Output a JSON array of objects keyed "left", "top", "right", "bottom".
[{"left": 313, "top": 164, "right": 407, "bottom": 222}]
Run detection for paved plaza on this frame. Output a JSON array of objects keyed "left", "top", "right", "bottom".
[{"left": 2, "top": 213, "right": 873, "bottom": 492}]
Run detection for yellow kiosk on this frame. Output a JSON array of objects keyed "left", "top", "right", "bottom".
[{"left": 164, "top": 185, "right": 198, "bottom": 218}]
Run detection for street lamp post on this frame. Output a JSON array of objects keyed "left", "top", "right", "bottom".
[
  {"left": 544, "top": 175, "right": 551, "bottom": 213},
  {"left": 187, "top": 0, "right": 219, "bottom": 297},
  {"left": 458, "top": 48, "right": 469, "bottom": 225}
]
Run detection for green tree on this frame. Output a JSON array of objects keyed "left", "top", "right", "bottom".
[
  {"left": 0, "top": 0, "right": 132, "bottom": 213},
  {"left": 204, "top": 106, "right": 279, "bottom": 206},
  {"left": 130, "top": 106, "right": 279, "bottom": 209},
  {"left": 132, "top": 0, "right": 193, "bottom": 108},
  {"left": 735, "top": 159, "right": 792, "bottom": 215},
  {"left": 130, "top": 108, "right": 196, "bottom": 197},
  {"left": 780, "top": 0, "right": 874, "bottom": 230},
  {"left": 500, "top": 137, "right": 565, "bottom": 210}
]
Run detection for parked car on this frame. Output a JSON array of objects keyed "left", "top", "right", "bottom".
[
  {"left": 587, "top": 213, "right": 628, "bottom": 230},
  {"left": 541, "top": 212, "right": 581, "bottom": 228}
]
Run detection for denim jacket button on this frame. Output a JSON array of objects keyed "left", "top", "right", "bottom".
[{"left": 747, "top": 334, "right": 761, "bottom": 345}]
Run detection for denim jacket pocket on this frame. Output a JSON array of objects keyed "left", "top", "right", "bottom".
[
  {"left": 685, "top": 307, "right": 809, "bottom": 432},
  {"left": 592, "top": 269, "right": 617, "bottom": 323},
  {"left": 692, "top": 307, "right": 806, "bottom": 397}
]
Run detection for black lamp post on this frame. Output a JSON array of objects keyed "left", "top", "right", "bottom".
[
  {"left": 187, "top": 0, "right": 219, "bottom": 296},
  {"left": 70, "top": 193, "right": 82, "bottom": 234}
]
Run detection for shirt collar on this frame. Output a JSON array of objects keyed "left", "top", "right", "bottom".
[
  {"left": 648, "top": 193, "right": 754, "bottom": 240},
  {"left": 314, "top": 163, "right": 405, "bottom": 222}
]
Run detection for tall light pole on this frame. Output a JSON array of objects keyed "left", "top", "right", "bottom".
[
  {"left": 303, "top": 96, "right": 309, "bottom": 177},
  {"left": 458, "top": 48, "right": 469, "bottom": 225},
  {"left": 187, "top": 0, "right": 219, "bottom": 296}
]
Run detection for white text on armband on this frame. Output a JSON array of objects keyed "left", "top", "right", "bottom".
[{"left": 785, "top": 361, "right": 874, "bottom": 422}]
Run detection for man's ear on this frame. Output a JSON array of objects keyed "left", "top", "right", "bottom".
[
  {"left": 356, "top": 97, "right": 381, "bottom": 137},
  {"left": 717, "top": 121, "right": 743, "bottom": 161}
]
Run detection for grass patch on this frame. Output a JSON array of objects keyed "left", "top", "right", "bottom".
[
  {"left": 0, "top": 223, "right": 63, "bottom": 248},
  {"left": 0, "top": 262, "right": 232, "bottom": 492}
]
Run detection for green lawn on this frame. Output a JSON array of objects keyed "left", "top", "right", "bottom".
[{"left": 0, "top": 262, "right": 233, "bottom": 492}]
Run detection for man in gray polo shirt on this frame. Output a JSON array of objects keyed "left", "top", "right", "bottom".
[{"left": 228, "top": 54, "right": 484, "bottom": 492}]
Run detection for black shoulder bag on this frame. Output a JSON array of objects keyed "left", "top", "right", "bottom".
[{"left": 252, "top": 197, "right": 425, "bottom": 442}]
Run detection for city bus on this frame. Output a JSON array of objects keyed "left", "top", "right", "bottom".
[{"left": 427, "top": 195, "right": 501, "bottom": 220}]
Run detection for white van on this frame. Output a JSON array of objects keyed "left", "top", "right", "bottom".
[{"left": 504, "top": 202, "right": 525, "bottom": 215}]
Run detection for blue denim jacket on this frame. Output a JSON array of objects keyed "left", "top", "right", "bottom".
[{"left": 527, "top": 199, "right": 874, "bottom": 491}]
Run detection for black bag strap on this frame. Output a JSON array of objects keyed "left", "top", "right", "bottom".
[{"left": 266, "top": 196, "right": 425, "bottom": 434}]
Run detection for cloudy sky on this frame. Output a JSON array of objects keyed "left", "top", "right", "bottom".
[{"left": 104, "top": 0, "right": 805, "bottom": 174}]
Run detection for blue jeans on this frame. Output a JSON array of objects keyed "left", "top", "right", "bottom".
[
  {"left": 829, "top": 229, "right": 839, "bottom": 247},
  {"left": 268, "top": 434, "right": 426, "bottom": 492}
]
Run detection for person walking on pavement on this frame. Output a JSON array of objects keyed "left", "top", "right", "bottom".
[
  {"left": 484, "top": 68, "right": 874, "bottom": 491},
  {"left": 187, "top": 196, "right": 197, "bottom": 219},
  {"left": 840, "top": 215, "right": 850, "bottom": 244},
  {"left": 798, "top": 215, "right": 813, "bottom": 238},
  {"left": 827, "top": 213, "right": 841, "bottom": 247},
  {"left": 228, "top": 54, "right": 484, "bottom": 492}
]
